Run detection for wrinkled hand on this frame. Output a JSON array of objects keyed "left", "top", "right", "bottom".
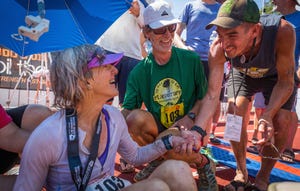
[
  {"left": 256, "top": 117, "right": 274, "bottom": 149},
  {"left": 172, "top": 115, "right": 194, "bottom": 131},
  {"left": 172, "top": 130, "right": 201, "bottom": 155},
  {"left": 128, "top": 0, "right": 140, "bottom": 17},
  {"left": 171, "top": 135, "right": 188, "bottom": 152}
]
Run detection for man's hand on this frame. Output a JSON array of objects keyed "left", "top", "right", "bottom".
[
  {"left": 129, "top": 0, "right": 140, "bottom": 17},
  {"left": 256, "top": 117, "right": 274, "bottom": 148},
  {"left": 172, "top": 130, "right": 201, "bottom": 154},
  {"left": 172, "top": 115, "right": 194, "bottom": 132}
]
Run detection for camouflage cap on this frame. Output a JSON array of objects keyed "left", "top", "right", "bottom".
[{"left": 206, "top": 0, "right": 260, "bottom": 30}]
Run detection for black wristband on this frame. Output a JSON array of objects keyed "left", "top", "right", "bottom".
[
  {"left": 161, "top": 134, "right": 173, "bottom": 150},
  {"left": 191, "top": 125, "right": 207, "bottom": 137},
  {"left": 187, "top": 112, "right": 196, "bottom": 121}
]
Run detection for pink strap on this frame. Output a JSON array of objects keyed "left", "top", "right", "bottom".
[{"left": 0, "top": 104, "right": 12, "bottom": 129}]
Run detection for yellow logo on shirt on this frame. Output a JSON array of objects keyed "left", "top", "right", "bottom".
[{"left": 153, "top": 78, "right": 183, "bottom": 128}]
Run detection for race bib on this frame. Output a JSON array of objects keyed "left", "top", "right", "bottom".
[
  {"left": 86, "top": 176, "right": 131, "bottom": 191},
  {"left": 224, "top": 114, "right": 243, "bottom": 142},
  {"left": 160, "top": 103, "right": 184, "bottom": 128}
]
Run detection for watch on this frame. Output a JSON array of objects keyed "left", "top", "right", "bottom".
[
  {"left": 187, "top": 112, "right": 196, "bottom": 121},
  {"left": 191, "top": 125, "right": 207, "bottom": 138}
]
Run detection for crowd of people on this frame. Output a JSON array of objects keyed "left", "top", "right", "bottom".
[{"left": 1, "top": 0, "right": 300, "bottom": 191}]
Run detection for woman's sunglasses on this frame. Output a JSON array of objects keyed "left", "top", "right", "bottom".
[{"left": 87, "top": 47, "right": 105, "bottom": 69}]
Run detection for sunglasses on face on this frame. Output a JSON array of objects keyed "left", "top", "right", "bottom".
[
  {"left": 87, "top": 47, "right": 105, "bottom": 69},
  {"left": 149, "top": 24, "right": 177, "bottom": 35}
]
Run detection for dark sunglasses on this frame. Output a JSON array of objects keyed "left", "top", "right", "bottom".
[
  {"left": 87, "top": 47, "right": 105, "bottom": 69},
  {"left": 149, "top": 24, "right": 177, "bottom": 35}
]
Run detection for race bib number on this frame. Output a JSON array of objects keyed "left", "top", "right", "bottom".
[
  {"left": 160, "top": 103, "right": 184, "bottom": 128},
  {"left": 224, "top": 114, "right": 243, "bottom": 142},
  {"left": 86, "top": 176, "right": 131, "bottom": 191}
]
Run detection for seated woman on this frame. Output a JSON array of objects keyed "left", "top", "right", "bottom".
[{"left": 13, "top": 44, "right": 197, "bottom": 191}]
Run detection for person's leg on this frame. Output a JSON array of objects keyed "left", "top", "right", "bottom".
[
  {"left": 224, "top": 69, "right": 258, "bottom": 190},
  {"left": 125, "top": 109, "right": 159, "bottom": 146},
  {"left": 287, "top": 112, "right": 298, "bottom": 150},
  {"left": 20, "top": 104, "right": 53, "bottom": 132},
  {"left": 124, "top": 109, "right": 161, "bottom": 177},
  {"left": 122, "top": 160, "right": 197, "bottom": 191},
  {"left": 252, "top": 92, "right": 266, "bottom": 144},
  {"left": 6, "top": 104, "right": 53, "bottom": 132},
  {"left": 122, "top": 178, "right": 170, "bottom": 191},
  {"left": 157, "top": 129, "right": 218, "bottom": 191},
  {"left": 148, "top": 160, "right": 197, "bottom": 191},
  {"left": 225, "top": 96, "right": 253, "bottom": 190},
  {"left": 252, "top": 108, "right": 265, "bottom": 142},
  {"left": 255, "top": 109, "right": 292, "bottom": 190},
  {"left": 126, "top": 110, "right": 217, "bottom": 190},
  {"left": 281, "top": 97, "right": 298, "bottom": 163},
  {"left": 0, "top": 104, "right": 53, "bottom": 174}
]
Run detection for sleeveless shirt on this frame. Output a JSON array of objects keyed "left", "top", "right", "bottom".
[{"left": 231, "top": 14, "right": 282, "bottom": 78}]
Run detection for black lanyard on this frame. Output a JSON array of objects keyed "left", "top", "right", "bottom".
[
  {"left": 230, "top": 38, "right": 256, "bottom": 110},
  {"left": 66, "top": 109, "right": 102, "bottom": 191}
]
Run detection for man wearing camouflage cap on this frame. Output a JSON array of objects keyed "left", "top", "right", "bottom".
[{"left": 192, "top": 0, "right": 297, "bottom": 190}]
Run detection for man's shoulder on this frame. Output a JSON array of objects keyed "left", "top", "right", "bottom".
[
  {"left": 277, "top": 17, "right": 295, "bottom": 39},
  {"left": 274, "top": 16, "right": 296, "bottom": 59}
]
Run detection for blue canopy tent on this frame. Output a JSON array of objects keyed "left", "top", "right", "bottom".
[{"left": 0, "top": 0, "right": 131, "bottom": 56}]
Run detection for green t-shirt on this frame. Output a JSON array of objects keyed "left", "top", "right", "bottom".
[{"left": 123, "top": 47, "right": 207, "bottom": 128}]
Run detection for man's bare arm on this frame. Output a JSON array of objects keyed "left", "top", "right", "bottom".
[
  {"left": 194, "top": 38, "right": 226, "bottom": 131},
  {"left": 262, "top": 19, "right": 295, "bottom": 119},
  {"left": 173, "top": 22, "right": 190, "bottom": 50}
]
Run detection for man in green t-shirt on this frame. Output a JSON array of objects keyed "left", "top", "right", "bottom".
[{"left": 121, "top": 1, "right": 217, "bottom": 190}]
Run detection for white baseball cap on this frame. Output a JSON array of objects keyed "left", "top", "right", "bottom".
[{"left": 143, "top": 1, "right": 179, "bottom": 29}]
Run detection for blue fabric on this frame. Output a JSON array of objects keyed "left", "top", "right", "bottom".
[
  {"left": 0, "top": 0, "right": 128, "bottom": 56},
  {"left": 285, "top": 11, "right": 300, "bottom": 69},
  {"left": 139, "top": 0, "right": 149, "bottom": 7},
  {"left": 115, "top": 56, "right": 140, "bottom": 104},
  {"left": 178, "top": 1, "right": 220, "bottom": 61},
  {"left": 209, "top": 141, "right": 300, "bottom": 183}
]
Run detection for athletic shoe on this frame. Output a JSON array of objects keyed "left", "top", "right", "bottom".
[
  {"left": 209, "top": 134, "right": 221, "bottom": 145},
  {"left": 133, "top": 158, "right": 163, "bottom": 182},
  {"left": 197, "top": 155, "right": 218, "bottom": 191},
  {"left": 200, "top": 146, "right": 218, "bottom": 164}
]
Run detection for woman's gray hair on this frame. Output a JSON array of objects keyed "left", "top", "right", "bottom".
[{"left": 50, "top": 44, "right": 105, "bottom": 109}]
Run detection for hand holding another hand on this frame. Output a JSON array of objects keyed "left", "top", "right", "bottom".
[{"left": 170, "top": 129, "right": 201, "bottom": 155}]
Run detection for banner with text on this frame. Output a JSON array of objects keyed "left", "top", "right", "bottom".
[{"left": 0, "top": 46, "right": 51, "bottom": 90}]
